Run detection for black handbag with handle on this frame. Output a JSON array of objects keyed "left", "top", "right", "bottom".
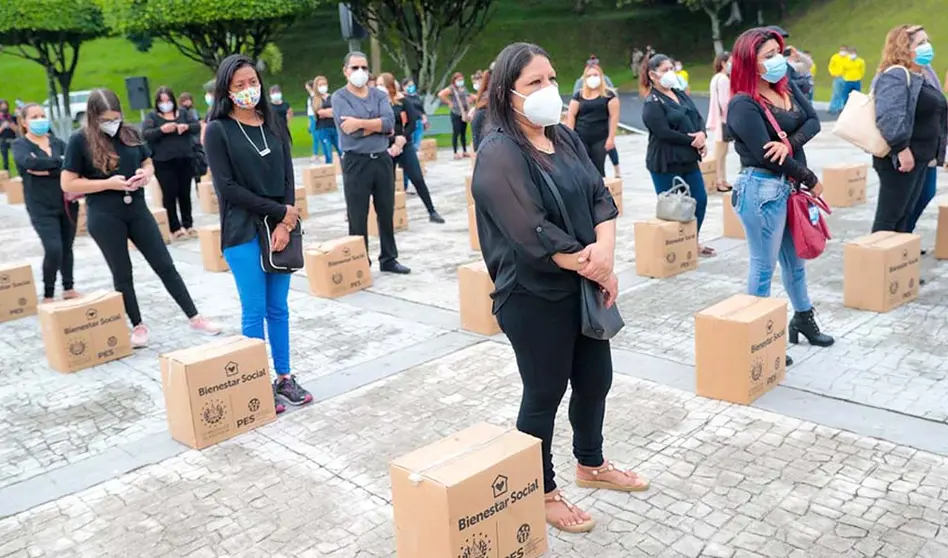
[
  {"left": 255, "top": 216, "right": 304, "bottom": 273},
  {"left": 535, "top": 165, "right": 625, "bottom": 341}
]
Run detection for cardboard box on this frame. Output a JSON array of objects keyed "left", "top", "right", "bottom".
[
  {"left": 129, "top": 208, "right": 171, "bottom": 250},
  {"left": 198, "top": 181, "right": 219, "bottom": 214},
  {"left": 147, "top": 177, "right": 163, "bottom": 208},
  {"left": 604, "top": 177, "right": 623, "bottom": 216},
  {"left": 613, "top": 193, "right": 624, "bottom": 216},
  {"left": 38, "top": 291, "right": 132, "bottom": 373},
  {"left": 634, "top": 220, "right": 699, "bottom": 278},
  {"left": 390, "top": 423, "right": 548, "bottom": 558},
  {"left": 465, "top": 174, "right": 475, "bottom": 207},
  {"left": 0, "top": 262, "right": 38, "bottom": 323},
  {"left": 76, "top": 199, "right": 87, "bottom": 236},
  {"left": 470, "top": 152, "right": 477, "bottom": 169},
  {"left": 295, "top": 186, "right": 309, "bottom": 219},
  {"left": 5, "top": 177, "right": 23, "bottom": 204},
  {"left": 695, "top": 294, "right": 788, "bottom": 405},
  {"left": 395, "top": 167, "right": 405, "bottom": 193},
  {"left": 160, "top": 336, "right": 277, "bottom": 450},
  {"left": 700, "top": 158, "right": 717, "bottom": 195},
  {"left": 198, "top": 225, "right": 229, "bottom": 272},
  {"left": 0, "top": 170, "right": 8, "bottom": 183},
  {"left": 468, "top": 205, "right": 480, "bottom": 252},
  {"left": 822, "top": 163, "right": 868, "bottom": 207},
  {"left": 722, "top": 191, "right": 745, "bottom": 239},
  {"left": 304, "top": 236, "right": 372, "bottom": 298},
  {"left": 844, "top": 232, "right": 921, "bottom": 313},
  {"left": 303, "top": 164, "right": 338, "bottom": 194},
  {"left": 368, "top": 191, "right": 408, "bottom": 237},
  {"left": 936, "top": 204, "right": 948, "bottom": 260},
  {"left": 458, "top": 261, "right": 500, "bottom": 335},
  {"left": 419, "top": 138, "right": 438, "bottom": 162}
]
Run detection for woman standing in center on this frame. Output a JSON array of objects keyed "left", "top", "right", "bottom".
[
  {"left": 565, "top": 64, "right": 619, "bottom": 177},
  {"left": 438, "top": 72, "right": 473, "bottom": 159},
  {"left": 204, "top": 54, "right": 313, "bottom": 414},
  {"left": 307, "top": 76, "right": 341, "bottom": 164},
  {"left": 472, "top": 42, "right": 649, "bottom": 535},
  {"left": 640, "top": 53, "right": 714, "bottom": 256}
]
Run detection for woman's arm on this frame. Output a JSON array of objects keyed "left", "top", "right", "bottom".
[
  {"left": 728, "top": 96, "right": 818, "bottom": 186},
  {"left": 565, "top": 99, "right": 579, "bottom": 129},
  {"left": 437, "top": 87, "right": 452, "bottom": 105},
  {"left": 786, "top": 81, "right": 821, "bottom": 151},
  {"left": 606, "top": 95, "right": 620, "bottom": 146},
  {"left": 185, "top": 111, "right": 201, "bottom": 134},
  {"left": 12, "top": 139, "right": 61, "bottom": 173},
  {"left": 642, "top": 99, "right": 695, "bottom": 145},
  {"left": 60, "top": 170, "right": 124, "bottom": 194},
  {"left": 141, "top": 113, "right": 164, "bottom": 142},
  {"left": 875, "top": 70, "right": 913, "bottom": 153}
]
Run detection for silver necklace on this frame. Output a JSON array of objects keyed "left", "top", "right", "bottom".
[{"left": 235, "top": 117, "right": 270, "bottom": 157}]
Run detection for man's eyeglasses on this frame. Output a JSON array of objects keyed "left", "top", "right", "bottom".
[{"left": 349, "top": 65, "right": 369, "bottom": 71}]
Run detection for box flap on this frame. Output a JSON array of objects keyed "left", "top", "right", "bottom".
[
  {"left": 0, "top": 261, "right": 31, "bottom": 273},
  {"left": 201, "top": 224, "right": 222, "bottom": 233},
  {"left": 696, "top": 294, "right": 785, "bottom": 323},
  {"left": 160, "top": 336, "right": 259, "bottom": 364},
  {"left": 459, "top": 260, "right": 488, "bottom": 274},
  {"left": 850, "top": 231, "right": 919, "bottom": 250},
  {"left": 37, "top": 291, "right": 117, "bottom": 315}
]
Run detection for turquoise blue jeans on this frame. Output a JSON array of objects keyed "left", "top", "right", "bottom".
[
  {"left": 223, "top": 238, "right": 292, "bottom": 375},
  {"left": 732, "top": 168, "right": 812, "bottom": 312}
]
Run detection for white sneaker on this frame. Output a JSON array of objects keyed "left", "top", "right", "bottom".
[{"left": 131, "top": 324, "right": 150, "bottom": 348}]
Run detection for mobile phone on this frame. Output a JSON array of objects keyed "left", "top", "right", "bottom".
[{"left": 783, "top": 48, "right": 792, "bottom": 57}]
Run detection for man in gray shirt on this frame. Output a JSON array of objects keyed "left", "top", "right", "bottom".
[{"left": 332, "top": 51, "right": 410, "bottom": 274}]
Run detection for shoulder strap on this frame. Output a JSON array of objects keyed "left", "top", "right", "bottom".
[
  {"left": 757, "top": 100, "right": 793, "bottom": 156},
  {"left": 535, "top": 164, "right": 576, "bottom": 236}
]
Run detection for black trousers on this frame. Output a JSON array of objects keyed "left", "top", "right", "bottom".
[
  {"left": 87, "top": 196, "right": 198, "bottom": 326},
  {"left": 450, "top": 113, "right": 468, "bottom": 153},
  {"left": 497, "top": 291, "right": 613, "bottom": 494},
  {"left": 394, "top": 143, "right": 436, "bottom": 214},
  {"left": 28, "top": 203, "right": 78, "bottom": 298},
  {"left": 154, "top": 157, "right": 194, "bottom": 232},
  {"left": 342, "top": 151, "right": 398, "bottom": 265},
  {"left": 872, "top": 160, "right": 928, "bottom": 233},
  {"left": 0, "top": 138, "right": 11, "bottom": 171},
  {"left": 580, "top": 135, "right": 608, "bottom": 177}
]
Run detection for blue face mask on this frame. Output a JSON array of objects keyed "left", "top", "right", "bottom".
[
  {"left": 406, "top": 84, "right": 417, "bottom": 95},
  {"left": 28, "top": 118, "right": 50, "bottom": 136},
  {"left": 916, "top": 43, "right": 935, "bottom": 66},
  {"left": 761, "top": 53, "right": 788, "bottom": 84}
]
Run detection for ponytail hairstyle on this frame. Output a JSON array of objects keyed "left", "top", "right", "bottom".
[{"left": 639, "top": 54, "right": 671, "bottom": 96}]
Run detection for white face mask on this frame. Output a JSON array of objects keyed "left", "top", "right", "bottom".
[
  {"left": 674, "top": 64, "right": 683, "bottom": 71},
  {"left": 658, "top": 71, "right": 680, "bottom": 90},
  {"left": 158, "top": 101, "right": 173, "bottom": 113},
  {"left": 99, "top": 119, "right": 121, "bottom": 137},
  {"left": 473, "top": 82, "right": 481, "bottom": 91},
  {"left": 271, "top": 93, "right": 283, "bottom": 102},
  {"left": 376, "top": 85, "right": 388, "bottom": 92},
  {"left": 317, "top": 85, "right": 328, "bottom": 94},
  {"left": 839, "top": 50, "right": 848, "bottom": 57},
  {"left": 586, "top": 76, "right": 602, "bottom": 89},
  {"left": 512, "top": 85, "right": 563, "bottom": 128},
  {"left": 455, "top": 80, "right": 464, "bottom": 88},
  {"left": 725, "top": 61, "right": 732, "bottom": 75},
  {"left": 348, "top": 69, "right": 369, "bottom": 88}
]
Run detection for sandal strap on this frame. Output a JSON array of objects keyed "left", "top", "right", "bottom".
[{"left": 544, "top": 492, "right": 575, "bottom": 511}]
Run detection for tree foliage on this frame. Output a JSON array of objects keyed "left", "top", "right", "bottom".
[
  {"left": 345, "top": 0, "right": 495, "bottom": 110},
  {"left": 96, "top": 0, "right": 320, "bottom": 70},
  {"left": 619, "top": 0, "right": 736, "bottom": 55}
]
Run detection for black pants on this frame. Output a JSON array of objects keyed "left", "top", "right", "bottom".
[
  {"left": 154, "top": 158, "right": 194, "bottom": 232},
  {"left": 28, "top": 204, "right": 78, "bottom": 298},
  {"left": 394, "top": 143, "right": 436, "bottom": 214},
  {"left": 0, "top": 138, "right": 11, "bottom": 171},
  {"left": 498, "top": 291, "right": 613, "bottom": 494},
  {"left": 342, "top": 151, "right": 398, "bottom": 265},
  {"left": 87, "top": 196, "right": 198, "bottom": 326},
  {"left": 450, "top": 113, "right": 468, "bottom": 154},
  {"left": 580, "top": 135, "right": 608, "bottom": 177},
  {"left": 872, "top": 160, "right": 928, "bottom": 233}
]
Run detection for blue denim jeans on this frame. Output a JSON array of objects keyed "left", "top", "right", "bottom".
[
  {"left": 732, "top": 169, "right": 812, "bottom": 312},
  {"left": 649, "top": 169, "right": 707, "bottom": 233},
  {"left": 829, "top": 78, "right": 845, "bottom": 114},
  {"left": 907, "top": 166, "right": 938, "bottom": 233},
  {"left": 223, "top": 238, "right": 292, "bottom": 376},
  {"left": 313, "top": 127, "right": 340, "bottom": 164}
]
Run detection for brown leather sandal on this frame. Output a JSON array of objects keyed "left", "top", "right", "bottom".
[
  {"left": 544, "top": 491, "right": 596, "bottom": 533},
  {"left": 576, "top": 461, "right": 650, "bottom": 492}
]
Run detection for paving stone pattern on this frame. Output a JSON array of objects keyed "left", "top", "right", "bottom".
[{"left": 2, "top": 133, "right": 948, "bottom": 556}]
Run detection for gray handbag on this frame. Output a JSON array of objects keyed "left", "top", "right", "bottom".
[{"left": 656, "top": 176, "right": 697, "bottom": 222}]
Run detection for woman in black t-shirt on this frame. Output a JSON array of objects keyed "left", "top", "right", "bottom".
[
  {"left": 565, "top": 64, "right": 619, "bottom": 176},
  {"left": 61, "top": 88, "right": 221, "bottom": 349},
  {"left": 268, "top": 84, "right": 293, "bottom": 144},
  {"left": 0, "top": 99, "right": 16, "bottom": 171},
  {"left": 308, "top": 76, "right": 341, "bottom": 164},
  {"left": 12, "top": 103, "right": 80, "bottom": 302},
  {"left": 472, "top": 42, "right": 648, "bottom": 535}
]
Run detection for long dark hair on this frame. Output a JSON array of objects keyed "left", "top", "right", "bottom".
[
  {"left": 82, "top": 89, "right": 143, "bottom": 174},
  {"left": 207, "top": 54, "right": 276, "bottom": 134},
  {"left": 639, "top": 53, "right": 671, "bottom": 96},
  {"left": 154, "top": 86, "right": 178, "bottom": 114},
  {"left": 486, "top": 42, "right": 560, "bottom": 166}
]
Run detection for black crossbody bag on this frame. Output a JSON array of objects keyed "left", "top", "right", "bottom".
[
  {"left": 535, "top": 166, "right": 625, "bottom": 341},
  {"left": 256, "top": 216, "right": 304, "bottom": 273}
]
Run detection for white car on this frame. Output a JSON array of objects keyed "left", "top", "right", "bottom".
[{"left": 42, "top": 90, "right": 92, "bottom": 124}]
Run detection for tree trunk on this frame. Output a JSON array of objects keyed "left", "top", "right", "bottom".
[{"left": 705, "top": 7, "right": 725, "bottom": 55}]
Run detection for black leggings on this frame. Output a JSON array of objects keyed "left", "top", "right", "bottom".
[
  {"left": 872, "top": 160, "right": 928, "bottom": 233},
  {"left": 394, "top": 143, "right": 437, "bottom": 213},
  {"left": 497, "top": 291, "right": 613, "bottom": 494},
  {"left": 0, "top": 138, "right": 11, "bottom": 171},
  {"left": 87, "top": 195, "right": 198, "bottom": 326},
  {"left": 450, "top": 113, "right": 468, "bottom": 154},
  {"left": 154, "top": 158, "right": 194, "bottom": 232},
  {"left": 580, "top": 135, "right": 609, "bottom": 177},
  {"left": 28, "top": 204, "right": 78, "bottom": 298}
]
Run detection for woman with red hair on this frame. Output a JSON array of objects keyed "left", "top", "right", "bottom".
[{"left": 726, "top": 27, "right": 833, "bottom": 355}]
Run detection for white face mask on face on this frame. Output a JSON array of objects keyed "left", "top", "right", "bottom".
[
  {"left": 158, "top": 101, "right": 173, "bottom": 113},
  {"left": 585, "top": 75, "right": 602, "bottom": 89},
  {"left": 658, "top": 70, "right": 680, "bottom": 90},
  {"left": 473, "top": 82, "right": 481, "bottom": 91},
  {"left": 317, "top": 84, "right": 329, "bottom": 94},
  {"left": 348, "top": 69, "right": 369, "bottom": 88},
  {"left": 99, "top": 119, "right": 121, "bottom": 137},
  {"left": 511, "top": 84, "right": 563, "bottom": 128},
  {"left": 455, "top": 80, "right": 465, "bottom": 88}
]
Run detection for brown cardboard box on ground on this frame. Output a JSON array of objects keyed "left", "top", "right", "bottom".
[
  {"left": 0, "top": 170, "right": 8, "bottom": 183},
  {"left": 294, "top": 186, "right": 309, "bottom": 219},
  {"left": 160, "top": 336, "right": 277, "bottom": 450},
  {"left": 822, "top": 163, "right": 868, "bottom": 207},
  {"left": 419, "top": 138, "right": 438, "bottom": 162},
  {"left": 304, "top": 236, "right": 372, "bottom": 298},
  {"left": 368, "top": 191, "right": 408, "bottom": 236},
  {"left": 722, "top": 191, "right": 746, "bottom": 239},
  {"left": 0, "top": 262, "right": 38, "bottom": 323},
  {"left": 465, "top": 174, "right": 475, "bottom": 206},
  {"left": 5, "top": 177, "right": 23, "bottom": 204},
  {"left": 458, "top": 261, "right": 500, "bottom": 335},
  {"left": 198, "top": 225, "right": 229, "bottom": 272},
  {"left": 198, "top": 181, "right": 219, "bottom": 214},
  {"left": 129, "top": 208, "right": 171, "bottom": 250},
  {"left": 844, "top": 231, "right": 921, "bottom": 312},
  {"left": 303, "top": 164, "right": 338, "bottom": 194},
  {"left": 634, "top": 220, "right": 699, "bottom": 278},
  {"left": 700, "top": 158, "right": 718, "bottom": 195},
  {"left": 468, "top": 204, "right": 480, "bottom": 252},
  {"left": 38, "top": 291, "right": 132, "bottom": 373},
  {"left": 390, "top": 423, "right": 548, "bottom": 558},
  {"left": 148, "top": 178, "right": 163, "bottom": 208},
  {"left": 695, "top": 294, "right": 788, "bottom": 405},
  {"left": 470, "top": 152, "right": 477, "bottom": 169},
  {"left": 935, "top": 204, "right": 948, "bottom": 259},
  {"left": 604, "top": 177, "right": 623, "bottom": 216},
  {"left": 395, "top": 167, "right": 404, "bottom": 193},
  {"left": 76, "top": 199, "right": 87, "bottom": 236}
]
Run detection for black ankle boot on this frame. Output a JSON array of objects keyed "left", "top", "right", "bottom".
[{"left": 788, "top": 309, "right": 834, "bottom": 347}]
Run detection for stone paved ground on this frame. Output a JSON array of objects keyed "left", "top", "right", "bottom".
[{"left": 2, "top": 132, "right": 948, "bottom": 557}]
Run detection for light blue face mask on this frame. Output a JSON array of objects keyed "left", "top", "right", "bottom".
[
  {"left": 761, "top": 53, "right": 788, "bottom": 84},
  {"left": 916, "top": 43, "right": 935, "bottom": 66},
  {"left": 406, "top": 84, "right": 417, "bottom": 95},
  {"left": 28, "top": 118, "right": 50, "bottom": 136}
]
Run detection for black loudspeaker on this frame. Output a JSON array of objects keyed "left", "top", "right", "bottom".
[
  {"left": 338, "top": 3, "right": 369, "bottom": 40},
  {"left": 125, "top": 76, "right": 151, "bottom": 111}
]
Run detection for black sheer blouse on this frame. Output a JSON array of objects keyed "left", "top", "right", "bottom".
[{"left": 471, "top": 125, "right": 618, "bottom": 312}]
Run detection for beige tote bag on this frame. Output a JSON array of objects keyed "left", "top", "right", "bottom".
[{"left": 832, "top": 65, "right": 910, "bottom": 158}]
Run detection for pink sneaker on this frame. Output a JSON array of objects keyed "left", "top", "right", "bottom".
[
  {"left": 190, "top": 316, "right": 222, "bottom": 336},
  {"left": 131, "top": 324, "right": 150, "bottom": 348}
]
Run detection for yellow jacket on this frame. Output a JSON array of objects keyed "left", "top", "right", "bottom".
[
  {"left": 828, "top": 53, "right": 847, "bottom": 77},
  {"left": 842, "top": 57, "right": 866, "bottom": 81}
]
